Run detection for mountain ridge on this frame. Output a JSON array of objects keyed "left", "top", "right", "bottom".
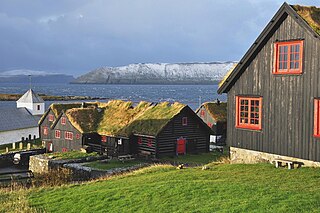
[{"left": 72, "top": 62, "right": 237, "bottom": 85}]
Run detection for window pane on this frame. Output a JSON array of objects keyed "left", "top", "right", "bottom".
[
  {"left": 290, "top": 62, "right": 294, "bottom": 69},
  {"left": 295, "top": 62, "right": 299, "bottom": 69}
]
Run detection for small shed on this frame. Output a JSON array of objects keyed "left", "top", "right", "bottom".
[{"left": 196, "top": 101, "right": 227, "bottom": 145}]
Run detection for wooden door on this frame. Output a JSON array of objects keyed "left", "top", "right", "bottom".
[{"left": 176, "top": 137, "right": 186, "bottom": 155}]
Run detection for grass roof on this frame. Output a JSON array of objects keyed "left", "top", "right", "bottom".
[
  {"left": 202, "top": 102, "right": 227, "bottom": 122},
  {"left": 50, "top": 100, "right": 185, "bottom": 137},
  {"left": 50, "top": 102, "right": 98, "bottom": 117},
  {"left": 218, "top": 63, "right": 237, "bottom": 88},
  {"left": 118, "top": 102, "right": 186, "bottom": 136},
  {"left": 293, "top": 5, "right": 320, "bottom": 35}
]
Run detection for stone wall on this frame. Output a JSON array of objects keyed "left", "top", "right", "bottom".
[
  {"left": 29, "top": 155, "right": 50, "bottom": 173},
  {"left": 230, "top": 147, "right": 320, "bottom": 167}
]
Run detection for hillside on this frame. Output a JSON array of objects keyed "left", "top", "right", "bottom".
[
  {"left": 72, "top": 62, "right": 237, "bottom": 84},
  {"left": 3, "top": 163, "right": 320, "bottom": 212}
]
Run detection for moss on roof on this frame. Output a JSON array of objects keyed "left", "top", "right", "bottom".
[
  {"left": 49, "top": 100, "right": 186, "bottom": 137},
  {"left": 119, "top": 102, "right": 186, "bottom": 136},
  {"left": 293, "top": 5, "right": 320, "bottom": 35},
  {"left": 218, "top": 63, "right": 237, "bottom": 88},
  {"left": 96, "top": 100, "right": 152, "bottom": 135},
  {"left": 66, "top": 108, "right": 104, "bottom": 133},
  {"left": 202, "top": 102, "right": 227, "bottom": 122}
]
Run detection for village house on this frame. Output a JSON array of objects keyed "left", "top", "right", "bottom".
[
  {"left": 218, "top": 3, "right": 320, "bottom": 166},
  {"left": 0, "top": 89, "right": 44, "bottom": 145},
  {"left": 39, "top": 100, "right": 212, "bottom": 158},
  {"left": 196, "top": 101, "right": 227, "bottom": 145}
]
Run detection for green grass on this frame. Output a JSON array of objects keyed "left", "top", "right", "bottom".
[
  {"left": 85, "top": 160, "right": 145, "bottom": 170},
  {"left": 25, "top": 163, "right": 320, "bottom": 212},
  {"left": 159, "top": 151, "right": 227, "bottom": 165},
  {"left": 44, "top": 151, "right": 98, "bottom": 160}
]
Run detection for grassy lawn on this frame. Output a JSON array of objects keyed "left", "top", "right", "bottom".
[
  {"left": 19, "top": 163, "right": 320, "bottom": 212},
  {"left": 159, "top": 150, "right": 228, "bottom": 165},
  {"left": 85, "top": 159, "right": 145, "bottom": 170},
  {"left": 44, "top": 151, "right": 98, "bottom": 160}
]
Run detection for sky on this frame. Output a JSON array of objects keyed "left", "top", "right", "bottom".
[{"left": 0, "top": 0, "right": 318, "bottom": 76}]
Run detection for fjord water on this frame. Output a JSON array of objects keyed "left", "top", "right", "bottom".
[{"left": 0, "top": 83, "right": 226, "bottom": 110}]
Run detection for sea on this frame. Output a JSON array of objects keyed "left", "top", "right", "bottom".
[{"left": 0, "top": 83, "right": 226, "bottom": 110}]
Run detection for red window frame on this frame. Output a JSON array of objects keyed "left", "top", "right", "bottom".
[
  {"left": 147, "top": 138, "right": 152, "bottom": 147},
  {"left": 236, "top": 96, "right": 262, "bottom": 130},
  {"left": 61, "top": 117, "right": 66, "bottom": 125},
  {"left": 76, "top": 133, "right": 81, "bottom": 140},
  {"left": 101, "top": 135, "right": 107, "bottom": 143},
  {"left": 138, "top": 137, "right": 142, "bottom": 145},
  {"left": 200, "top": 110, "right": 205, "bottom": 117},
  {"left": 55, "top": 130, "right": 61, "bottom": 139},
  {"left": 182, "top": 117, "right": 188, "bottom": 126},
  {"left": 48, "top": 114, "right": 54, "bottom": 122},
  {"left": 65, "top": 131, "right": 73, "bottom": 140},
  {"left": 273, "top": 40, "right": 303, "bottom": 74},
  {"left": 43, "top": 127, "right": 48, "bottom": 135},
  {"left": 314, "top": 99, "right": 320, "bottom": 138}
]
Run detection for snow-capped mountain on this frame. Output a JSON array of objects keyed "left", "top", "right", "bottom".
[{"left": 72, "top": 62, "right": 237, "bottom": 84}]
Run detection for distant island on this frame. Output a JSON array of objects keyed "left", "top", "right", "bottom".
[{"left": 72, "top": 62, "right": 237, "bottom": 84}]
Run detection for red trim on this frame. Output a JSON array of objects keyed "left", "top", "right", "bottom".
[
  {"left": 76, "top": 134, "right": 81, "bottom": 140},
  {"left": 236, "top": 96, "right": 262, "bottom": 130},
  {"left": 48, "top": 114, "right": 54, "bottom": 122},
  {"left": 138, "top": 137, "right": 142, "bottom": 145},
  {"left": 101, "top": 135, "right": 107, "bottom": 143},
  {"left": 65, "top": 131, "right": 73, "bottom": 140},
  {"left": 314, "top": 99, "right": 320, "bottom": 138},
  {"left": 182, "top": 117, "right": 188, "bottom": 126},
  {"left": 62, "top": 148, "right": 68, "bottom": 153},
  {"left": 147, "top": 138, "right": 152, "bottom": 147},
  {"left": 61, "top": 117, "right": 66, "bottom": 125},
  {"left": 273, "top": 40, "right": 303, "bottom": 74},
  {"left": 43, "top": 127, "right": 48, "bottom": 135},
  {"left": 55, "top": 130, "right": 61, "bottom": 139}
]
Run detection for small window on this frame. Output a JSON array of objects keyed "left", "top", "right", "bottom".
[
  {"left": 273, "top": 40, "right": 303, "bottom": 74},
  {"left": 65, "top": 131, "right": 73, "bottom": 140},
  {"left": 43, "top": 127, "right": 48, "bottom": 135},
  {"left": 182, "top": 117, "right": 188, "bottom": 126},
  {"left": 147, "top": 138, "right": 152, "bottom": 147},
  {"left": 314, "top": 99, "right": 320, "bottom": 137},
  {"left": 37, "top": 105, "right": 41, "bottom": 110},
  {"left": 138, "top": 137, "right": 142, "bottom": 145},
  {"left": 200, "top": 110, "right": 205, "bottom": 117},
  {"left": 55, "top": 130, "right": 61, "bottom": 139},
  {"left": 236, "top": 96, "right": 262, "bottom": 130},
  {"left": 48, "top": 114, "right": 54, "bottom": 122},
  {"left": 101, "top": 135, "right": 107, "bottom": 143},
  {"left": 76, "top": 134, "right": 81, "bottom": 140},
  {"left": 61, "top": 117, "right": 66, "bottom": 125}
]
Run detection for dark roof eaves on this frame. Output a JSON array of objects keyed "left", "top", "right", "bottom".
[{"left": 218, "top": 2, "right": 320, "bottom": 94}]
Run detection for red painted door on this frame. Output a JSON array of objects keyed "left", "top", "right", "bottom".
[{"left": 177, "top": 138, "right": 186, "bottom": 155}]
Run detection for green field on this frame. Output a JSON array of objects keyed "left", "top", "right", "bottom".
[{"left": 2, "top": 162, "right": 320, "bottom": 212}]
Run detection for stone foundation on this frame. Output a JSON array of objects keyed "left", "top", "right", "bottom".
[{"left": 230, "top": 147, "right": 320, "bottom": 167}]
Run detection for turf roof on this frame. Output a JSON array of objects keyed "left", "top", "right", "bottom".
[
  {"left": 53, "top": 100, "right": 186, "bottom": 137},
  {"left": 293, "top": 5, "right": 320, "bottom": 35},
  {"left": 201, "top": 102, "right": 227, "bottom": 122}
]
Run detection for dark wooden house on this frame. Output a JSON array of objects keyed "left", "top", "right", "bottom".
[
  {"left": 218, "top": 3, "right": 320, "bottom": 165},
  {"left": 196, "top": 101, "right": 227, "bottom": 145},
  {"left": 39, "top": 100, "right": 212, "bottom": 158}
]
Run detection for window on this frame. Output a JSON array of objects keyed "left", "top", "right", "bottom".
[
  {"left": 37, "top": 105, "right": 40, "bottom": 110},
  {"left": 182, "top": 117, "right": 188, "bottom": 126},
  {"left": 147, "top": 138, "right": 152, "bottom": 147},
  {"left": 314, "top": 99, "right": 320, "bottom": 137},
  {"left": 48, "top": 114, "right": 54, "bottom": 122},
  {"left": 101, "top": 135, "right": 107, "bottom": 143},
  {"left": 65, "top": 131, "right": 73, "bottom": 140},
  {"left": 55, "top": 130, "right": 61, "bottom": 138},
  {"left": 43, "top": 127, "right": 48, "bottom": 135},
  {"left": 273, "top": 40, "right": 303, "bottom": 74},
  {"left": 61, "top": 117, "right": 66, "bottom": 125},
  {"left": 236, "top": 96, "right": 262, "bottom": 130},
  {"left": 200, "top": 110, "right": 205, "bottom": 117},
  {"left": 76, "top": 134, "right": 81, "bottom": 140},
  {"left": 138, "top": 137, "right": 142, "bottom": 145}
]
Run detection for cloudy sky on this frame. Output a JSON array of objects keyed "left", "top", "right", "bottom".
[{"left": 0, "top": 0, "right": 318, "bottom": 76}]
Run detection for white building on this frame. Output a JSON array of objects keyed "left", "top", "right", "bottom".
[{"left": 0, "top": 89, "right": 44, "bottom": 145}]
